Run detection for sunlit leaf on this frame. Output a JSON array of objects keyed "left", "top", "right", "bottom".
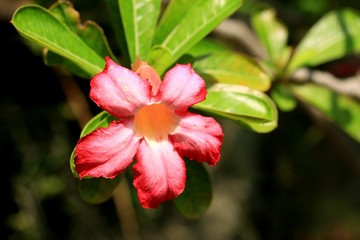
[
  {"left": 119, "top": 0, "right": 162, "bottom": 63},
  {"left": 149, "top": 0, "right": 243, "bottom": 74},
  {"left": 11, "top": 5, "right": 105, "bottom": 76},
  {"left": 193, "top": 83, "right": 278, "bottom": 133},
  {"left": 192, "top": 51, "right": 271, "bottom": 91},
  {"left": 288, "top": 8, "right": 360, "bottom": 73},
  {"left": 78, "top": 175, "right": 122, "bottom": 204},
  {"left": 251, "top": 7, "right": 289, "bottom": 66},
  {"left": 152, "top": 0, "right": 201, "bottom": 45},
  {"left": 48, "top": 0, "right": 114, "bottom": 59},
  {"left": 44, "top": 1, "right": 116, "bottom": 79},
  {"left": 174, "top": 159, "right": 212, "bottom": 218},
  {"left": 291, "top": 83, "right": 360, "bottom": 143},
  {"left": 70, "top": 111, "right": 117, "bottom": 176}
]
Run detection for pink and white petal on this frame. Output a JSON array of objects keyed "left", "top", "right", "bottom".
[
  {"left": 156, "top": 64, "right": 207, "bottom": 113},
  {"left": 75, "top": 119, "right": 140, "bottom": 179},
  {"left": 169, "top": 112, "right": 224, "bottom": 166},
  {"left": 133, "top": 139, "right": 186, "bottom": 208},
  {"left": 90, "top": 57, "right": 151, "bottom": 118}
]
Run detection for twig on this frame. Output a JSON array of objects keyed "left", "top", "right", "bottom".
[
  {"left": 291, "top": 68, "right": 360, "bottom": 100},
  {"left": 113, "top": 178, "right": 142, "bottom": 240},
  {"left": 54, "top": 67, "right": 93, "bottom": 128},
  {"left": 54, "top": 67, "right": 141, "bottom": 240}
]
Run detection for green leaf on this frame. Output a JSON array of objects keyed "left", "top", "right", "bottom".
[
  {"left": 152, "top": 0, "right": 201, "bottom": 45},
  {"left": 271, "top": 84, "right": 297, "bottom": 112},
  {"left": 174, "top": 159, "right": 212, "bottom": 218},
  {"left": 50, "top": 2, "right": 115, "bottom": 60},
  {"left": 176, "top": 38, "right": 231, "bottom": 65},
  {"left": 107, "top": 0, "right": 130, "bottom": 65},
  {"left": 192, "top": 51, "right": 271, "bottom": 91},
  {"left": 251, "top": 7, "right": 289, "bottom": 65},
  {"left": 143, "top": 45, "right": 173, "bottom": 77},
  {"left": 45, "top": 50, "right": 92, "bottom": 79},
  {"left": 11, "top": 5, "right": 105, "bottom": 76},
  {"left": 70, "top": 111, "right": 116, "bottom": 176},
  {"left": 81, "top": 111, "right": 117, "bottom": 137},
  {"left": 119, "top": 0, "right": 162, "bottom": 64},
  {"left": 43, "top": 1, "right": 116, "bottom": 79},
  {"left": 186, "top": 38, "right": 231, "bottom": 57},
  {"left": 291, "top": 83, "right": 360, "bottom": 143},
  {"left": 193, "top": 83, "right": 278, "bottom": 133},
  {"left": 288, "top": 8, "right": 360, "bottom": 73},
  {"left": 149, "top": 0, "right": 243, "bottom": 74},
  {"left": 78, "top": 175, "right": 122, "bottom": 204}
]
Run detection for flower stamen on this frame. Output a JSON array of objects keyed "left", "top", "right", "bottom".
[{"left": 134, "top": 103, "right": 179, "bottom": 141}]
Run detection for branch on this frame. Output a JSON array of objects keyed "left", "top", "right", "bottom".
[{"left": 291, "top": 68, "right": 360, "bottom": 100}]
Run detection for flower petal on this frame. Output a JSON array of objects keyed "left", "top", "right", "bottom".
[
  {"left": 132, "top": 58, "right": 161, "bottom": 96},
  {"left": 75, "top": 119, "right": 140, "bottom": 178},
  {"left": 170, "top": 113, "right": 224, "bottom": 165},
  {"left": 133, "top": 140, "right": 186, "bottom": 208},
  {"left": 157, "top": 64, "right": 207, "bottom": 113},
  {"left": 90, "top": 57, "right": 151, "bottom": 118}
]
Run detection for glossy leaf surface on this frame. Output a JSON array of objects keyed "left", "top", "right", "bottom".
[
  {"left": 149, "top": 0, "right": 243, "bottom": 74},
  {"left": 119, "top": 0, "right": 161, "bottom": 63},
  {"left": 288, "top": 8, "right": 360, "bottom": 73},
  {"left": 44, "top": 1, "right": 115, "bottom": 78},
  {"left": 251, "top": 7, "right": 289, "bottom": 64},
  {"left": 12, "top": 5, "right": 105, "bottom": 76},
  {"left": 192, "top": 52, "right": 271, "bottom": 91},
  {"left": 194, "top": 84, "right": 278, "bottom": 133}
]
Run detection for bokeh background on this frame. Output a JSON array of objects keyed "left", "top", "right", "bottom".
[{"left": 2, "top": 0, "right": 360, "bottom": 239}]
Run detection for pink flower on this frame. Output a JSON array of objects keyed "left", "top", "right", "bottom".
[{"left": 75, "top": 57, "right": 224, "bottom": 208}]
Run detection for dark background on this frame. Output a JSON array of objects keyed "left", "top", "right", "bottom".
[{"left": 2, "top": 0, "right": 360, "bottom": 239}]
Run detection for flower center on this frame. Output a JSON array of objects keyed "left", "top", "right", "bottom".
[{"left": 134, "top": 103, "right": 179, "bottom": 141}]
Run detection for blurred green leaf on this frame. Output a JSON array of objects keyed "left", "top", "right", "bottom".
[
  {"left": 251, "top": 7, "right": 289, "bottom": 66},
  {"left": 192, "top": 51, "right": 271, "bottom": 91},
  {"left": 174, "top": 159, "right": 212, "bottom": 219},
  {"left": 271, "top": 84, "right": 297, "bottom": 112},
  {"left": 44, "top": 1, "right": 116, "bottom": 79},
  {"left": 291, "top": 83, "right": 360, "bottom": 143},
  {"left": 119, "top": 0, "right": 162, "bottom": 63},
  {"left": 70, "top": 111, "right": 117, "bottom": 176},
  {"left": 288, "top": 8, "right": 360, "bottom": 73},
  {"left": 149, "top": 0, "right": 243, "bottom": 74},
  {"left": 11, "top": 5, "right": 105, "bottom": 76},
  {"left": 193, "top": 83, "right": 278, "bottom": 133},
  {"left": 187, "top": 38, "right": 231, "bottom": 57},
  {"left": 78, "top": 175, "right": 122, "bottom": 204}
]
